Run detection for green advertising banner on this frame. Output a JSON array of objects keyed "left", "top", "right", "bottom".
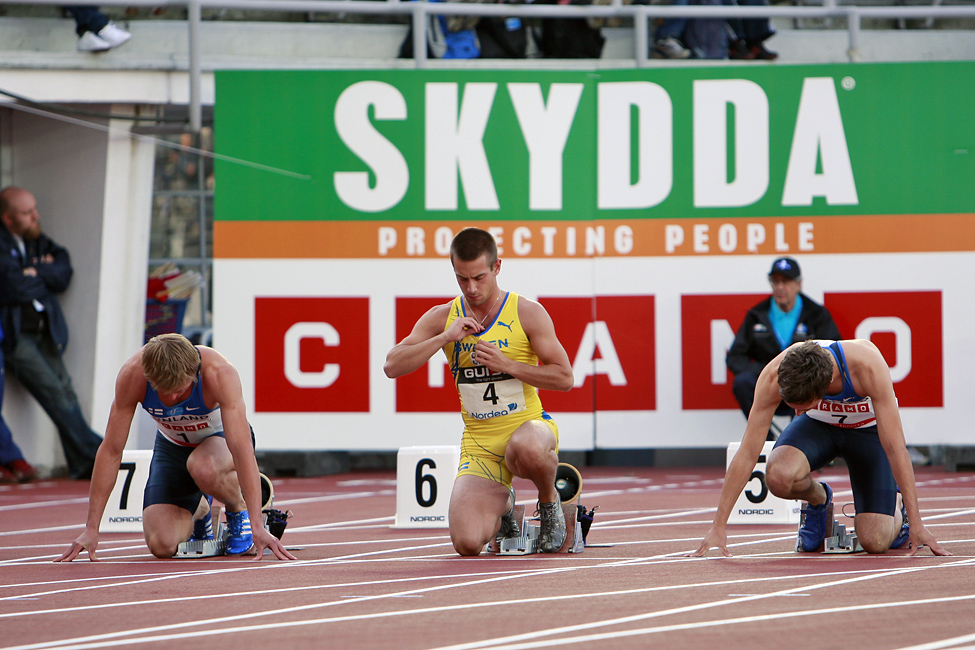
[
  {"left": 216, "top": 63, "right": 974, "bottom": 225},
  {"left": 212, "top": 62, "right": 975, "bottom": 451}
]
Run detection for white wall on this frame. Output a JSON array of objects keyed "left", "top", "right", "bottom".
[{"left": 0, "top": 106, "right": 153, "bottom": 472}]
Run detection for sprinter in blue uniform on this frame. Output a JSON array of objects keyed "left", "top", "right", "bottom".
[
  {"left": 691, "top": 339, "right": 949, "bottom": 557},
  {"left": 58, "top": 333, "right": 295, "bottom": 561}
]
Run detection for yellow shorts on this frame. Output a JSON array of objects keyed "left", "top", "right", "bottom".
[{"left": 456, "top": 414, "right": 559, "bottom": 488}]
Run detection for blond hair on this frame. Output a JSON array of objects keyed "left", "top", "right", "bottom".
[{"left": 142, "top": 333, "right": 199, "bottom": 392}]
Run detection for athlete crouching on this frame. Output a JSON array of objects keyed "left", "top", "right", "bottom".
[
  {"left": 58, "top": 334, "right": 295, "bottom": 562},
  {"left": 384, "top": 228, "right": 575, "bottom": 556}
]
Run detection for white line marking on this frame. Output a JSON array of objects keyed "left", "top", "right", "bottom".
[
  {"left": 442, "top": 593, "right": 975, "bottom": 650},
  {"left": 0, "top": 499, "right": 88, "bottom": 513},
  {"left": 896, "top": 632, "right": 975, "bottom": 650},
  {"left": 426, "top": 558, "right": 975, "bottom": 650},
  {"left": 7, "top": 559, "right": 973, "bottom": 650}
]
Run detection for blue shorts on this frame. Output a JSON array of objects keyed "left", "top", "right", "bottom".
[
  {"left": 143, "top": 428, "right": 255, "bottom": 514},
  {"left": 773, "top": 414, "right": 897, "bottom": 516}
]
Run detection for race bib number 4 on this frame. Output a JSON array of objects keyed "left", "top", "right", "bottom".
[{"left": 457, "top": 366, "right": 525, "bottom": 420}]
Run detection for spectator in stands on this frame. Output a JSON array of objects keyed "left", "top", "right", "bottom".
[
  {"left": 650, "top": 0, "right": 733, "bottom": 60},
  {"left": 64, "top": 5, "right": 131, "bottom": 52},
  {"left": 652, "top": 0, "right": 778, "bottom": 60},
  {"left": 726, "top": 257, "right": 841, "bottom": 438},
  {"left": 0, "top": 321, "right": 37, "bottom": 483},
  {"left": 651, "top": 0, "right": 692, "bottom": 59},
  {"left": 727, "top": 0, "right": 778, "bottom": 59},
  {"left": 533, "top": 0, "right": 606, "bottom": 59},
  {"left": 0, "top": 187, "right": 103, "bottom": 479}
]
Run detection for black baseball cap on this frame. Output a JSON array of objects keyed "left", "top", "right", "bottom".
[{"left": 768, "top": 257, "right": 801, "bottom": 280}]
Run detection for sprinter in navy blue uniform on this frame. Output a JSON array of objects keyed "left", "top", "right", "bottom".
[
  {"left": 690, "top": 339, "right": 949, "bottom": 557},
  {"left": 58, "top": 334, "right": 295, "bottom": 562}
]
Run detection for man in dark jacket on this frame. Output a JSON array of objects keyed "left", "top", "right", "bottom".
[
  {"left": 0, "top": 187, "right": 102, "bottom": 479},
  {"left": 726, "top": 257, "right": 841, "bottom": 436}
]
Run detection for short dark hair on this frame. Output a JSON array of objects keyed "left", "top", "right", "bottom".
[
  {"left": 778, "top": 341, "right": 833, "bottom": 404},
  {"left": 450, "top": 227, "right": 498, "bottom": 267}
]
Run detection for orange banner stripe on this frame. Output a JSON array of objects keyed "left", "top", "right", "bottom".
[{"left": 214, "top": 214, "right": 975, "bottom": 259}]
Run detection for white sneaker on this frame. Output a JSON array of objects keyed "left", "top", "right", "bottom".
[
  {"left": 77, "top": 31, "right": 112, "bottom": 52},
  {"left": 95, "top": 23, "right": 132, "bottom": 49},
  {"left": 652, "top": 37, "right": 691, "bottom": 60}
]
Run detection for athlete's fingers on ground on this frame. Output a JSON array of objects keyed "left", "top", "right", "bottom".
[
  {"left": 54, "top": 544, "right": 81, "bottom": 562},
  {"left": 684, "top": 543, "right": 729, "bottom": 558},
  {"left": 250, "top": 540, "right": 295, "bottom": 561},
  {"left": 55, "top": 542, "right": 98, "bottom": 563},
  {"left": 271, "top": 544, "right": 298, "bottom": 560},
  {"left": 914, "top": 541, "right": 952, "bottom": 557}
]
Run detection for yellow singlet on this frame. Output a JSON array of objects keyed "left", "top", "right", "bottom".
[{"left": 443, "top": 292, "right": 559, "bottom": 486}]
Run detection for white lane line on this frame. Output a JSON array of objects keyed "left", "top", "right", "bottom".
[
  {"left": 589, "top": 508, "right": 715, "bottom": 526},
  {"left": 1, "top": 561, "right": 599, "bottom": 650},
  {"left": 7, "top": 558, "right": 973, "bottom": 650},
  {"left": 274, "top": 491, "right": 395, "bottom": 506},
  {"left": 425, "top": 558, "right": 975, "bottom": 650},
  {"left": 439, "top": 593, "right": 975, "bottom": 650},
  {"left": 0, "top": 498, "right": 89, "bottom": 512},
  {"left": 288, "top": 516, "right": 393, "bottom": 531},
  {"left": 0, "top": 540, "right": 458, "bottom": 602},
  {"left": 0, "top": 566, "right": 581, "bottom": 619},
  {"left": 5, "top": 562, "right": 942, "bottom": 624},
  {"left": 895, "top": 632, "right": 975, "bottom": 650},
  {"left": 0, "top": 525, "right": 85, "bottom": 537}
]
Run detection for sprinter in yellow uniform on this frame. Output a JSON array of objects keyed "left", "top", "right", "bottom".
[{"left": 385, "top": 227, "right": 574, "bottom": 556}]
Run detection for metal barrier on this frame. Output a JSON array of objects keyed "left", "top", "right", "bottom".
[{"left": 19, "top": 0, "right": 975, "bottom": 129}]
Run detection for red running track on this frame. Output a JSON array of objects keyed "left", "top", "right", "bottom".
[{"left": 1, "top": 465, "right": 973, "bottom": 650}]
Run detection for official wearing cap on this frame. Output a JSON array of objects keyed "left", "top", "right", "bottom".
[{"left": 726, "top": 257, "right": 842, "bottom": 437}]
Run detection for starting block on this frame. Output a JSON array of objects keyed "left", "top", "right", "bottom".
[
  {"left": 823, "top": 518, "right": 864, "bottom": 554},
  {"left": 175, "top": 520, "right": 227, "bottom": 558},
  {"left": 489, "top": 503, "right": 585, "bottom": 555},
  {"left": 174, "top": 473, "right": 283, "bottom": 559},
  {"left": 489, "top": 463, "right": 593, "bottom": 555}
]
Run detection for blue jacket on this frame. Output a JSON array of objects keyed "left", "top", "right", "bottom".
[{"left": 0, "top": 226, "right": 73, "bottom": 353}]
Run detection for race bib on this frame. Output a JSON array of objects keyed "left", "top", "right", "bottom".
[
  {"left": 805, "top": 397, "right": 876, "bottom": 428},
  {"left": 456, "top": 366, "right": 525, "bottom": 420}
]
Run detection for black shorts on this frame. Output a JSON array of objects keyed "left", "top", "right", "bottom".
[
  {"left": 143, "top": 428, "right": 255, "bottom": 514},
  {"left": 773, "top": 414, "right": 897, "bottom": 516}
]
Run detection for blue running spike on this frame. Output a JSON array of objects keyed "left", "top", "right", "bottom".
[
  {"left": 225, "top": 510, "right": 254, "bottom": 555},
  {"left": 189, "top": 495, "right": 214, "bottom": 542},
  {"left": 796, "top": 482, "right": 833, "bottom": 552}
]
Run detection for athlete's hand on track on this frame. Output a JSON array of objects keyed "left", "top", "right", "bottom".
[
  {"left": 251, "top": 527, "right": 297, "bottom": 561},
  {"left": 55, "top": 529, "right": 101, "bottom": 562},
  {"left": 907, "top": 525, "right": 952, "bottom": 557},
  {"left": 685, "top": 526, "right": 732, "bottom": 558}
]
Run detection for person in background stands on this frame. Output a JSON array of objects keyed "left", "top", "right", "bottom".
[
  {"left": 64, "top": 5, "right": 131, "bottom": 52},
  {"left": 727, "top": 257, "right": 841, "bottom": 439},
  {"left": 0, "top": 187, "right": 103, "bottom": 480},
  {"left": 0, "top": 320, "right": 37, "bottom": 483}
]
